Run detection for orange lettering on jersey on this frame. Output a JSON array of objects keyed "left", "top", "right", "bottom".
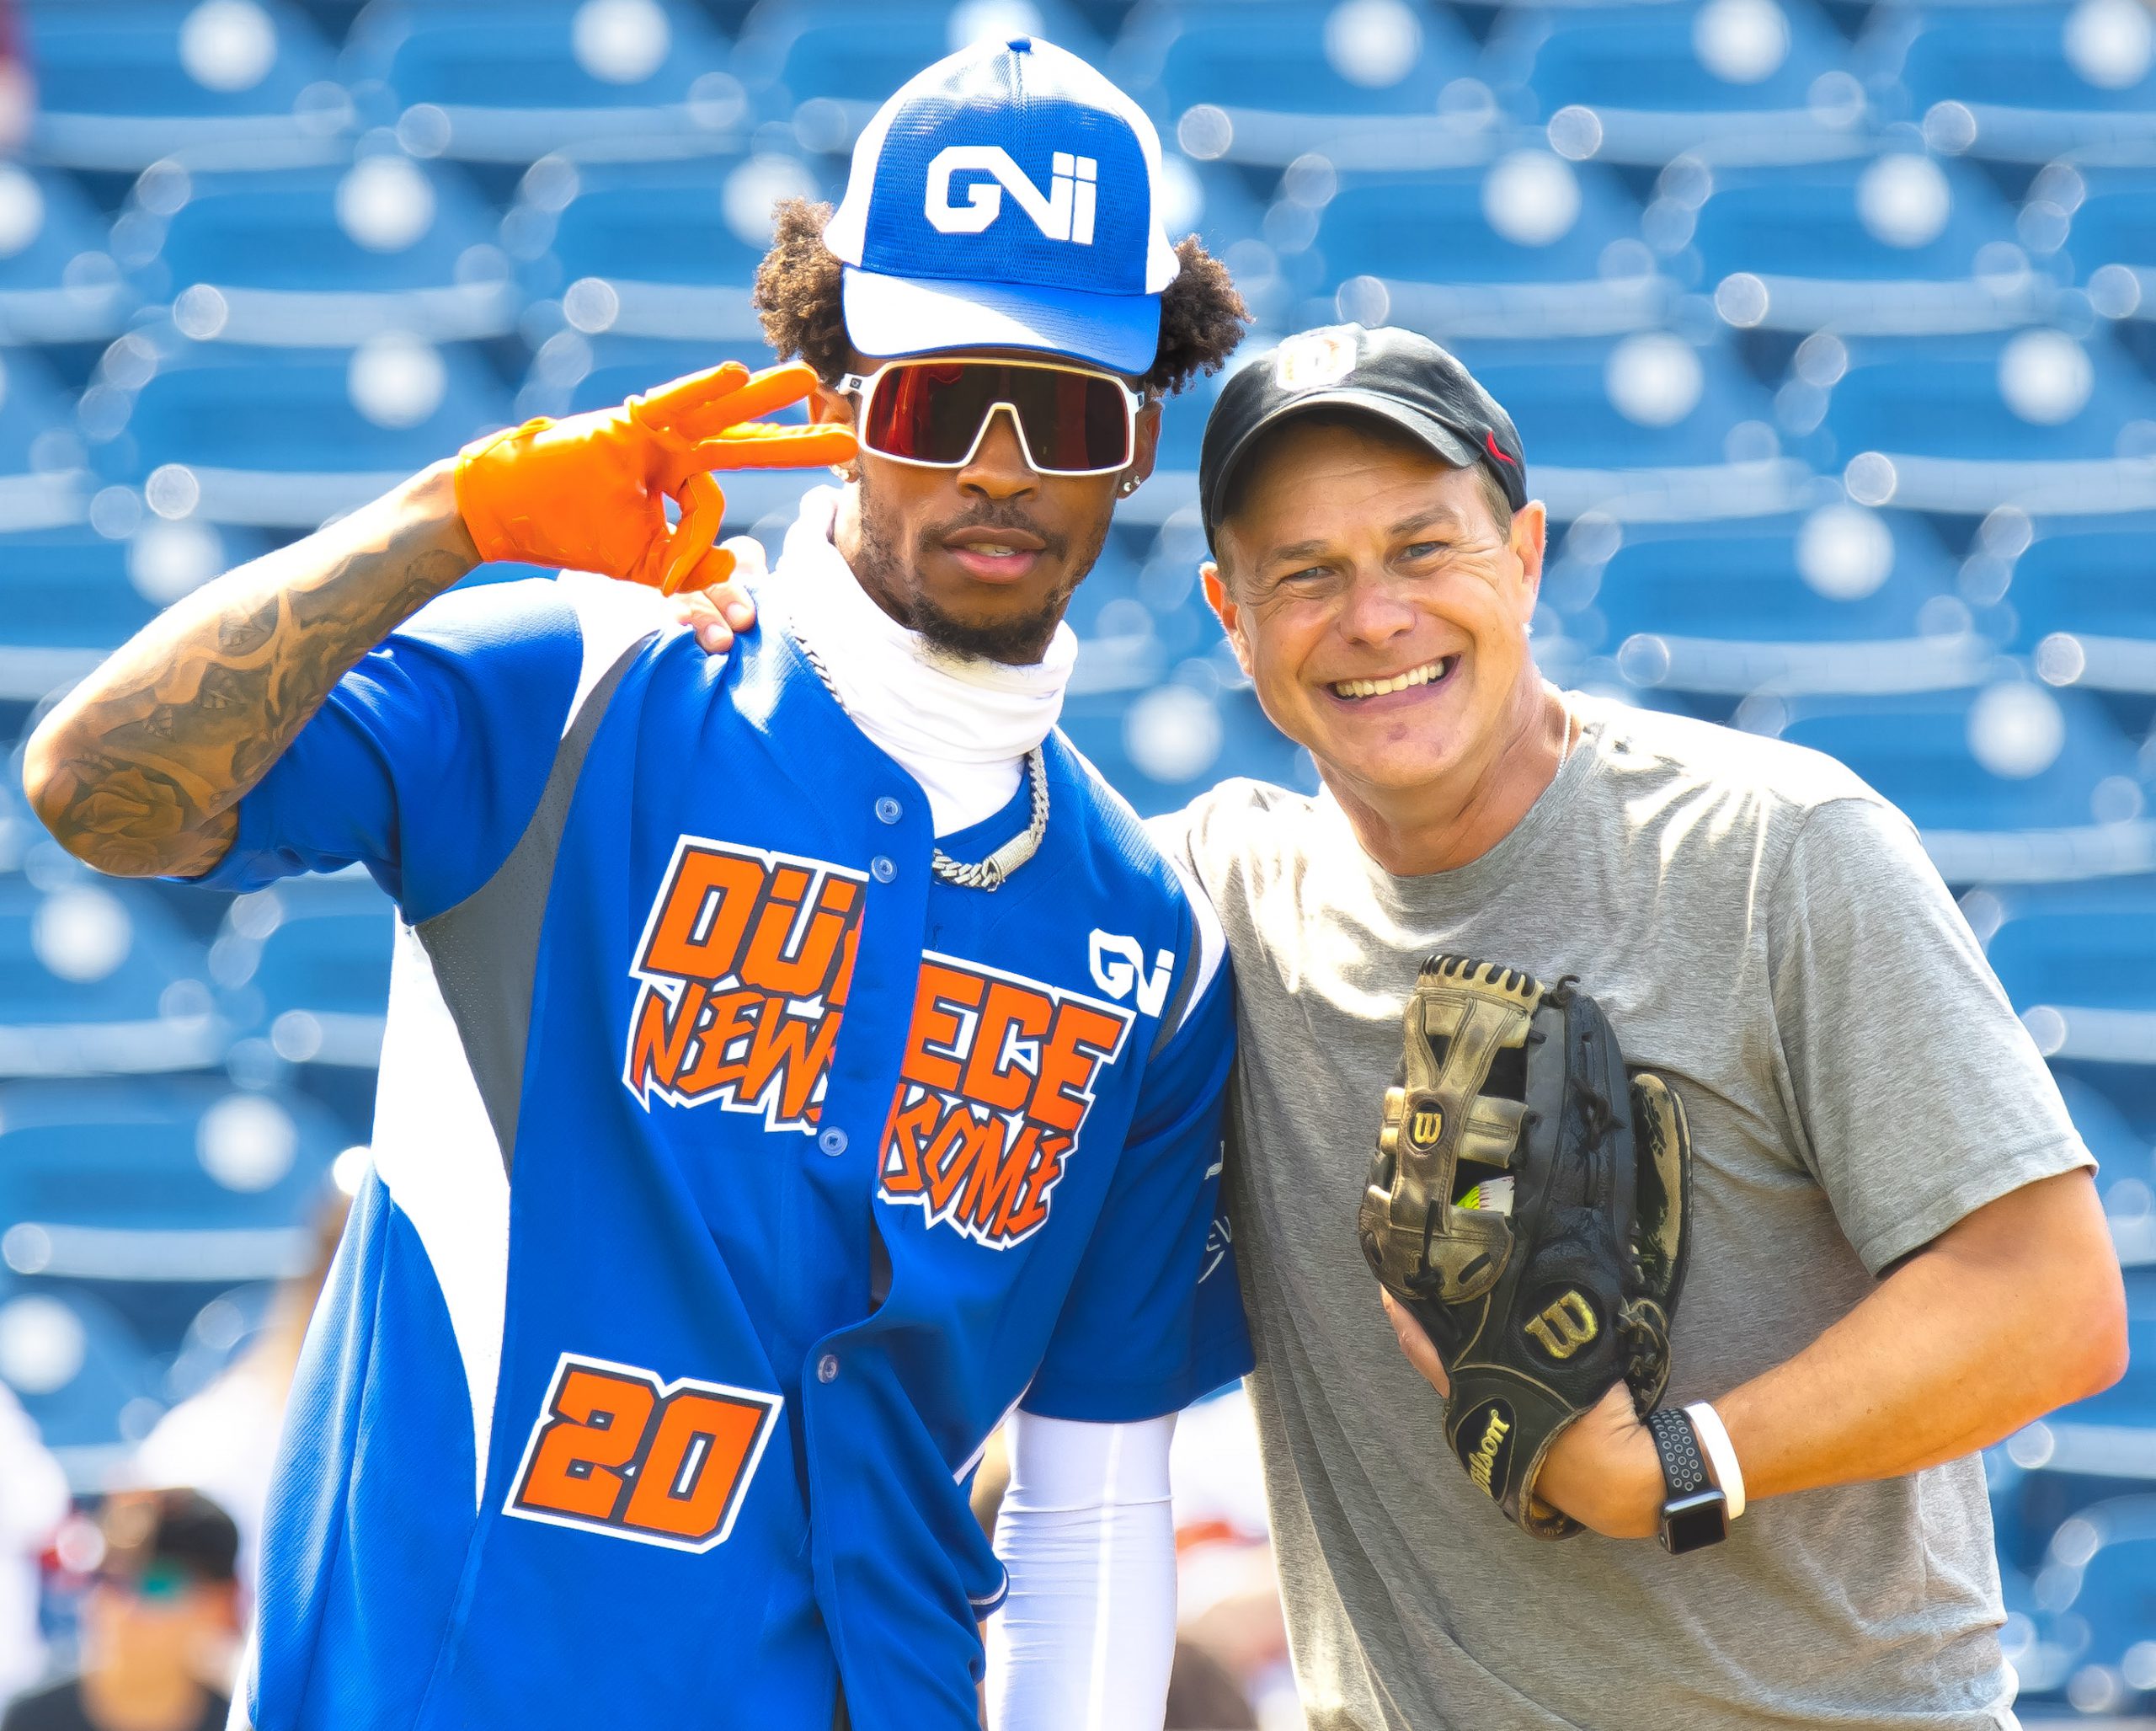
[
  {"left": 878, "top": 953, "right": 1134, "bottom": 1250},
  {"left": 506, "top": 1354, "right": 782, "bottom": 1555},
  {"left": 624, "top": 847, "right": 1139, "bottom": 1250},
  {"left": 622, "top": 837, "right": 869, "bottom": 1131}
]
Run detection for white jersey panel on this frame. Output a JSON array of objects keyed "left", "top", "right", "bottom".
[{"left": 371, "top": 921, "right": 512, "bottom": 1504}]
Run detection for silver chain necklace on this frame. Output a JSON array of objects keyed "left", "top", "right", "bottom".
[{"left": 790, "top": 628, "right": 1049, "bottom": 891}]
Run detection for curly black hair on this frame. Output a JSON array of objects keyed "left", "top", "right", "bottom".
[{"left": 752, "top": 197, "right": 1250, "bottom": 398}]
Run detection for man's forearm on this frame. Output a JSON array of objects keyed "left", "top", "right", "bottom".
[
  {"left": 1716, "top": 1168, "right": 2125, "bottom": 1501},
  {"left": 23, "top": 462, "right": 478, "bottom": 879},
  {"left": 1529, "top": 1169, "right": 2126, "bottom": 1538}
]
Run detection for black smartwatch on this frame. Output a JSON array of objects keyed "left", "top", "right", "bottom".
[{"left": 1646, "top": 1408, "right": 1727, "bottom": 1554}]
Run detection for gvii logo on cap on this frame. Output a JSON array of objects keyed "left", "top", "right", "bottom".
[
  {"left": 823, "top": 36, "right": 1179, "bottom": 374},
  {"left": 926, "top": 147, "right": 1098, "bottom": 243}
]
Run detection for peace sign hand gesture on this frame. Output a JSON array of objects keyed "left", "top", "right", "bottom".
[{"left": 453, "top": 360, "right": 857, "bottom": 596}]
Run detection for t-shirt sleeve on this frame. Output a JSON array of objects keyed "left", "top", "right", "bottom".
[
  {"left": 1022, "top": 899, "right": 1252, "bottom": 1423},
  {"left": 171, "top": 578, "right": 585, "bottom": 922},
  {"left": 1767, "top": 796, "right": 2093, "bottom": 1274}
]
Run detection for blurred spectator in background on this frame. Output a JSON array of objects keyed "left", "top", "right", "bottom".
[
  {"left": 132, "top": 1193, "right": 351, "bottom": 1584},
  {"left": 1170, "top": 1390, "right": 1289, "bottom": 1728},
  {"left": 1165, "top": 1643, "right": 1259, "bottom": 1731},
  {"left": 0, "top": 1387, "right": 68, "bottom": 1710},
  {"left": 1, "top": 1490, "right": 237, "bottom": 1731}
]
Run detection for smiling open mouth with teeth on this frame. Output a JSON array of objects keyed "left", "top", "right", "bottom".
[{"left": 1331, "top": 656, "right": 1456, "bottom": 701}]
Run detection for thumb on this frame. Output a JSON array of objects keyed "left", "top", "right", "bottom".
[{"left": 1382, "top": 1290, "right": 1451, "bottom": 1398}]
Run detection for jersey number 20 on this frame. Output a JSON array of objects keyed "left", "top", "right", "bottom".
[{"left": 504, "top": 1354, "right": 782, "bottom": 1553}]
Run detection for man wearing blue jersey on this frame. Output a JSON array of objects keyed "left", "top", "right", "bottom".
[{"left": 26, "top": 37, "right": 1252, "bottom": 1731}]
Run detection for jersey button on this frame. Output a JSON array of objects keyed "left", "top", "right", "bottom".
[
  {"left": 818, "top": 1127, "right": 848, "bottom": 1157},
  {"left": 874, "top": 796, "right": 902, "bottom": 825},
  {"left": 817, "top": 1354, "right": 840, "bottom": 1384},
  {"left": 870, "top": 855, "right": 897, "bottom": 884}
]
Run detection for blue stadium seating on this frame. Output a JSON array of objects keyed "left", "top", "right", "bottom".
[
  {"left": 1114, "top": 0, "right": 1485, "bottom": 168},
  {"left": 0, "top": 1079, "right": 342, "bottom": 1284},
  {"left": 1492, "top": 0, "right": 1861, "bottom": 167},
  {"left": 0, "top": 347, "right": 85, "bottom": 537},
  {"left": 0, "top": 875, "right": 227, "bottom": 1079},
  {"left": 1305, "top": 161, "right": 1664, "bottom": 338},
  {"left": 1770, "top": 686, "right": 2148, "bottom": 879},
  {"left": 2003, "top": 517, "right": 2156, "bottom": 697},
  {"left": 1818, "top": 329, "right": 2156, "bottom": 516},
  {"left": 734, "top": 1, "right": 1104, "bottom": 140},
  {"left": 1985, "top": 878, "right": 2156, "bottom": 1068},
  {"left": 215, "top": 873, "right": 397, "bottom": 1074},
  {"left": 1449, "top": 333, "right": 1791, "bottom": 521},
  {"left": 341, "top": 0, "right": 737, "bottom": 167},
  {"left": 2054, "top": 167, "right": 2156, "bottom": 294},
  {"left": 2055, "top": 1073, "right": 2156, "bottom": 1216},
  {"left": 0, "top": 1285, "right": 157, "bottom": 1461},
  {"left": 0, "top": 163, "right": 135, "bottom": 349},
  {"left": 0, "top": 347, "right": 72, "bottom": 464},
  {"left": 23, "top": 0, "right": 346, "bottom": 174},
  {"left": 134, "top": 157, "right": 516, "bottom": 345},
  {"left": 1691, "top": 152, "right": 2042, "bottom": 337},
  {"left": 0, "top": 530, "right": 169, "bottom": 703},
  {"left": 1120, "top": 0, "right": 1477, "bottom": 115},
  {"left": 163, "top": 1279, "right": 281, "bottom": 1405},
  {"left": 1587, "top": 507, "right": 1977, "bottom": 695},
  {"left": 515, "top": 152, "right": 816, "bottom": 339},
  {"left": 2022, "top": 1495, "right": 2156, "bottom": 1712},
  {"left": 1868, "top": 1, "right": 2156, "bottom": 164},
  {"left": 109, "top": 339, "right": 515, "bottom": 531}
]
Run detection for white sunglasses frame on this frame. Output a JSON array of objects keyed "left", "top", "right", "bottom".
[{"left": 835, "top": 358, "right": 1145, "bottom": 478}]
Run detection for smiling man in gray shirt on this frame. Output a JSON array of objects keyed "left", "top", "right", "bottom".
[
  {"left": 1161, "top": 325, "right": 2125, "bottom": 1731},
  {"left": 683, "top": 323, "right": 2127, "bottom": 1729}
]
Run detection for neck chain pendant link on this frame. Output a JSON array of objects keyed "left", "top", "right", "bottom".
[{"left": 789, "top": 627, "right": 1049, "bottom": 891}]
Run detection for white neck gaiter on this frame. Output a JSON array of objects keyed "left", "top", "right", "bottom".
[{"left": 766, "top": 486, "right": 1077, "bottom": 838}]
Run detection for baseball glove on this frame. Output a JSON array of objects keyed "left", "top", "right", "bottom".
[{"left": 1357, "top": 954, "right": 1692, "bottom": 1538}]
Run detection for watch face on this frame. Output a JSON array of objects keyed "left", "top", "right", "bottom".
[{"left": 1659, "top": 1489, "right": 1728, "bottom": 1555}]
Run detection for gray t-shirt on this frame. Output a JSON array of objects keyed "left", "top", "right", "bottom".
[{"left": 1161, "top": 692, "right": 2092, "bottom": 1731}]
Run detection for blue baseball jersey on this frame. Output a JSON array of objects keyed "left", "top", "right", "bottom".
[{"left": 189, "top": 574, "right": 1250, "bottom": 1731}]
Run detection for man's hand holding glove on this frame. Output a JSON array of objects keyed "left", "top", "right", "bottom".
[
  {"left": 1359, "top": 954, "right": 1694, "bottom": 1539},
  {"left": 453, "top": 360, "right": 856, "bottom": 597}
]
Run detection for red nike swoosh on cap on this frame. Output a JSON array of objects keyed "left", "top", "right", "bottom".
[{"left": 1484, "top": 431, "right": 1516, "bottom": 467}]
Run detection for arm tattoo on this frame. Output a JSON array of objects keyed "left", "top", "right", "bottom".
[{"left": 25, "top": 470, "right": 477, "bottom": 879}]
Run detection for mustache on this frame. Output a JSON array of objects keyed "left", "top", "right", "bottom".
[{"left": 915, "top": 502, "right": 1069, "bottom": 561}]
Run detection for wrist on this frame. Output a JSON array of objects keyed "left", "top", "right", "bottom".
[
  {"left": 409, "top": 459, "right": 483, "bottom": 576},
  {"left": 1535, "top": 1401, "right": 1664, "bottom": 1541},
  {"left": 1617, "top": 1420, "right": 1666, "bottom": 1539}
]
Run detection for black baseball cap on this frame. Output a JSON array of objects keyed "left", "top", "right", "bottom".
[{"left": 1198, "top": 324, "right": 1528, "bottom": 552}]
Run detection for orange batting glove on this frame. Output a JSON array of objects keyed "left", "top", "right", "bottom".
[{"left": 452, "top": 360, "right": 857, "bottom": 596}]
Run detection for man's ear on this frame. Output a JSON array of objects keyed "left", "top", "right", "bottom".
[
  {"left": 1508, "top": 500, "right": 1549, "bottom": 623},
  {"left": 1121, "top": 399, "right": 1162, "bottom": 491},
  {"left": 1200, "top": 560, "right": 1254, "bottom": 678},
  {"left": 808, "top": 378, "right": 856, "bottom": 428}
]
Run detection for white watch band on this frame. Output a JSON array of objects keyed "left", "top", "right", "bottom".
[{"left": 1682, "top": 1402, "right": 1746, "bottom": 1521}]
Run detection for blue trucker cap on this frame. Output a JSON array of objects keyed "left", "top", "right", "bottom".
[{"left": 821, "top": 35, "right": 1181, "bottom": 375}]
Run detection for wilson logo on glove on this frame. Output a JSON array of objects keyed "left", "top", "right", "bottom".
[
  {"left": 1524, "top": 1290, "right": 1600, "bottom": 1361},
  {"left": 504, "top": 1354, "right": 782, "bottom": 1553},
  {"left": 1458, "top": 1400, "right": 1516, "bottom": 1499},
  {"left": 1359, "top": 954, "right": 1694, "bottom": 1538}
]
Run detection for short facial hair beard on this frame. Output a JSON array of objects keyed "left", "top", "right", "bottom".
[{"left": 848, "top": 474, "right": 1111, "bottom": 666}]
